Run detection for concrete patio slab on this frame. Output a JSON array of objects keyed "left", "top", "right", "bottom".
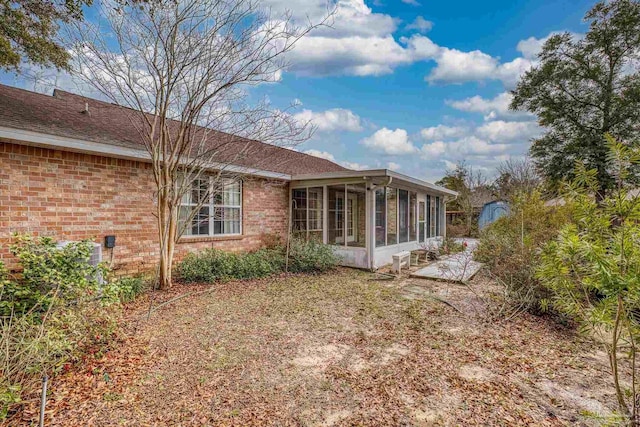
[{"left": 410, "top": 238, "right": 482, "bottom": 283}]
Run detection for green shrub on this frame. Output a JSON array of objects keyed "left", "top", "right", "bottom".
[
  {"left": 0, "top": 234, "right": 139, "bottom": 420},
  {"left": 441, "top": 237, "right": 464, "bottom": 255},
  {"left": 177, "top": 238, "right": 337, "bottom": 283},
  {"left": 475, "top": 191, "right": 569, "bottom": 314},
  {"left": 287, "top": 238, "right": 338, "bottom": 273},
  {"left": 1, "top": 235, "right": 110, "bottom": 317},
  {"left": 113, "top": 276, "right": 149, "bottom": 303},
  {"left": 177, "top": 248, "right": 284, "bottom": 283},
  {"left": 536, "top": 138, "right": 640, "bottom": 422}
]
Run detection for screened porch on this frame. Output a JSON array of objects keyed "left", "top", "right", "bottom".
[{"left": 290, "top": 170, "right": 457, "bottom": 269}]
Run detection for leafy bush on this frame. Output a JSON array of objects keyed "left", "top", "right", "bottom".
[
  {"left": 0, "top": 235, "right": 142, "bottom": 420},
  {"left": 441, "top": 237, "right": 465, "bottom": 255},
  {"left": 537, "top": 138, "right": 640, "bottom": 422},
  {"left": 1, "top": 235, "right": 108, "bottom": 317},
  {"left": 113, "top": 276, "right": 149, "bottom": 303},
  {"left": 475, "top": 191, "right": 569, "bottom": 314},
  {"left": 177, "top": 248, "right": 284, "bottom": 283},
  {"left": 177, "top": 238, "right": 337, "bottom": 283},
  {"left": 287, "top": 238, "right": 338, "bottom": 273}
]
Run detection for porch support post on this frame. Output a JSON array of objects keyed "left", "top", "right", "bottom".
[
  {"left": 343, "top": 184, "right": 347, "bottom": 248},
  {"left": 442, "top": 199, "right": 447, "bottom": 240},
  {"left": 322, "top": 185, "right": 328, "bottom": 244},
  {"left": 366, "top": 186, "right": 375, "bottom": 270}
]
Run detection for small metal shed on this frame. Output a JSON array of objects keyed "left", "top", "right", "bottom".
[{"left": 478, "top": 200, "right": 510, "bottom": 229}]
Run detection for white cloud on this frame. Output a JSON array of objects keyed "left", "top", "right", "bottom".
[
  {"left": 426, "top": 48, "right": 498, "bottom": 84},
  {"left": 304, "top": 149, "right": 369, "bottom": 170},
  {"left": 294, "top": 108, "right": 363, "bottom": 132},
  {"left": 476, "top": 120, "right": 541, "bottom": 143},
  {"left": 516, "top": 32, "right": 581, "bottom": 60},
  {"left": 424, "top": 45, "right": 535, "bottom": 87},
  {"left": 420, "top": 124, "right": 468, "bottom": 141},
  {"left": 406, "top": 16, "right": 432, "bottom": 32},
  {"left": 421, "top": 135, "right": 511, "bottom": 158},
  {"left": 304, "top": 149, "right": 337, "bottom": 162},
  {"left": 360, "top": 127, "right": 417, "bottom": 155},
  {"left": 420, "top": 140, "right": 447, "bottom": 157},
  {"left": 401, "top": 0, "right": 421, "bottom": 5},
  {"left": 387, "top": 161, "right": 401, "bottom": 171},
  {"left": 288, "top": 35, "right": 416, "bottom": 76},
  {"left": 417, "top": 118, "right": 543, "bottom": 171},
  {"left": 267, "top": 0, "right": 419, "bottom": 76},
  {"left": 446, "top": 92, "right": 532, "bottom": 120},
  {"left": 517, "top": 36, "right": 548, "bottom": 60},
  {"left": 343, "top": 161, "right": 370, "bottom": 170}
]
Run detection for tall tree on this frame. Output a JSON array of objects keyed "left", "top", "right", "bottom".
[
  {"left": 0, "top": 0, "right": 91, "bottom": 70},
  {"left": 511, "top": 0, "right": 640, "bottom": 195},
  {"left": 67, "top": 0, "right": 327, "bottom": 289},
  {"left": 437, "top": 162, "right": 493, "bottom": 236}
]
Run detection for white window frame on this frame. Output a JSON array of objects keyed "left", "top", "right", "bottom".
[{"left": 181, "top": 177, "right": 243, "bottom": 237}]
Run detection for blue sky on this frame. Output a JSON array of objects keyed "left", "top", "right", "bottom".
[
  {"left": 252, "top": 0, "right": 595, "bottom": 181},
  {"left": 1, "top": 0, "right": 596, "bottom": 182}
]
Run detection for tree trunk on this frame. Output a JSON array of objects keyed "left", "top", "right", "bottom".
[{"left": 156, "top": 177, "right": 178, "bottom": 290}]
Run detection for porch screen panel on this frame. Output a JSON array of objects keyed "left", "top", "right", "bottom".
[
  {"left": 429, "top": 195, "right": 436, "bottom": 237},
  {"left": 375, "top": 188, "right": 386, "bottom": 247},
  {"left": 409, "top": 192, "right": 417, "bottom": 242},
  {"left": 292, "top": 189, "right": 307, "bottom": 238},
  {"left": 398, "top": 189, "right": 409, "bottom": 243},
  {"left": 436, "top": 196, "right": 441, "bottom": 236},
  {"left": 418, "top": 200, "right": 425, "bottom": 243},
  {"left": 386, "top": 188, "right": 398, "bottom": 245},
  {"left": 308, "top": 187, "right": 323, "bottom": 241},
  {"left": 347, "top": 184, "right": 366, "bottom": 248},
  {"left": 328, "top": 185, "right": 345, "bottom": 245}
]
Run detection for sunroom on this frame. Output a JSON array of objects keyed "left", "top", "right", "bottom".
[{"left": 290, "top": 169, "right": 458, "bottom": 270}]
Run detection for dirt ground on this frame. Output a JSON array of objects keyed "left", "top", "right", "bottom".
[{"left": 10, "top": 269, "right": 621, "bottom": 426}]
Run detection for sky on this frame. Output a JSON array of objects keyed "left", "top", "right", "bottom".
[{"left": 1, "top": 0, "right": 597, "bottom": 183}]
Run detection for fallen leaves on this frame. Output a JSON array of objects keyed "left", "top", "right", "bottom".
[{"left": 3, "top": 269, "right": 619, "bottom": 426}]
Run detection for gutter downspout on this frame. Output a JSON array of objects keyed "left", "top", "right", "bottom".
[{"left": 365, "top": 176, "right": 393, "bottom": 270}]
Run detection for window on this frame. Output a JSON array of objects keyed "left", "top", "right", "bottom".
[
  {"left": 386, "top": 188, "right": 397, "bottom": 245},
  {"left": 180, "top": 178, "right": 242, "bottom": 237},
  {"left": 409, "top": 192, "right": 417, "bottom": 242},
  {"left": 292, "top": 187, "right": 324, "bottom": 241},
  {"left": 328, "top": 185, "right": 344, "bottom": 244},
  {"left": 428, "top": 195, "right": 435, "bottom": 238},
  {"left": 308, "top": 187, "right": 323, "bottom": 241},
  {"left": 418, "top": 200, "right": 425, "bottom": 243},
  {"left": 375, "top": 188, "right": 386, "bottom": 247},
  {"left": 292, "top": 189, "right": 307, "bottom": 238},
  {"left": 435, "top": 196, "right": 441, "bottom": 236},
  {"left": 398, "top": 189, "right": 409, "bottom": 243}
]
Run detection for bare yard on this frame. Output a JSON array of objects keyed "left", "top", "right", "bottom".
[{"left": 12, "top": 269, "right": 618, "bottom": 426}]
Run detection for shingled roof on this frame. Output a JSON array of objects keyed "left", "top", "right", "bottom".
[{"left": 0, "top": 84, "right": 348, "bottom": 176}]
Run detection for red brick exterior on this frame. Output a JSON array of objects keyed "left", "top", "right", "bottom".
[{"left": 0, "top": 140, "right": 289, "bottom": 275}]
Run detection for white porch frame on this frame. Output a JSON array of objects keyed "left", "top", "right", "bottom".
[{"left": 290, "top": 170, "right": 457, "bottom": 270}]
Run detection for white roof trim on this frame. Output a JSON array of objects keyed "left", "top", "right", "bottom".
[
  {"left": 291, "top": 169, "right": 458, "bottom": 196},
  {"left": 0, "top": 125, "right": 291, "bottom": 180}
]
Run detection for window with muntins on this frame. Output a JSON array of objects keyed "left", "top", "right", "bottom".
[
  {"left": 435, "top": 196, "right": 441, "bottom": 236},
  {"left": 180, "top": 178, "right": 242, "bottom": 237},
  {"left": 418, "top": 200, "right": 425, "bottom": 243}
]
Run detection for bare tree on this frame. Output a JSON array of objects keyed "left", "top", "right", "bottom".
[
  {"left": 437, "top": 162, "right": 492, "bottom": 236},
  {"left": 66, "top": 0, "right": 330, "bottom": 289},
  {"left": 495, "top": 158, "right": 541, "bottom": 201}
]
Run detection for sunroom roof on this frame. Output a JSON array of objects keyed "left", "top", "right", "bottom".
[{"left": 291, "top": 169, "right": 458, "bottom": 197}]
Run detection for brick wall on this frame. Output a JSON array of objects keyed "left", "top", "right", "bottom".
[{"left": 0, "top": 140, "right": 289, "bottom": 275}]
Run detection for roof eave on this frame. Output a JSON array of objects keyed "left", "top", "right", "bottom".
[
  {"left": 291, "top": 169, "right": 458, "bottom": 197},
  {"left": 0, "top": 125, "right": 292, "bottom": 180}
]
